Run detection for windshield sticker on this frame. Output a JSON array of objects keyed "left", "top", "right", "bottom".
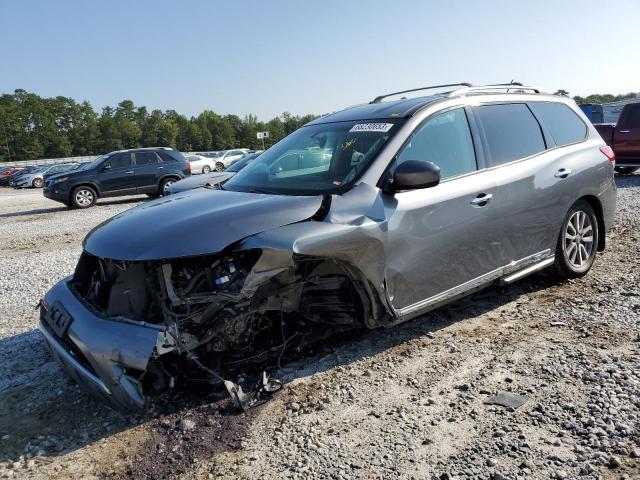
[{"left": 349, "top": 123, "right": 394, "bottom": 133}]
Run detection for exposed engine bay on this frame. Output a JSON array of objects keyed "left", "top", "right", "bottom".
[{"left": 68, "top": 248, "right": 375, "bottom": 409}]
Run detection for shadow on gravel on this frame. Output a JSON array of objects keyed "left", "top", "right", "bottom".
[
  {"left": 615, "top": 172, "right": 640, "bottom": 189},
  {"left": 0, "top": 196, "right": 148, "bottom": 218},
  {"left": 0, "top": 271, "right": 561, "bottom": 476}
]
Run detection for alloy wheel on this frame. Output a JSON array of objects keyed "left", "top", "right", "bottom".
[
  {"left": 75, "top": 189, "right": 94, "bottom": 207},
  {"left": 162, "top": 180, "right": 175, "bottom": 193},
  {"left": 564, "top": 210, "right": 594, "bottom": 268}
]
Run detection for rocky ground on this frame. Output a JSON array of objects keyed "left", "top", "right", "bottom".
[{"left": 0, "top": 177, "right": 638, "bottom": 480}]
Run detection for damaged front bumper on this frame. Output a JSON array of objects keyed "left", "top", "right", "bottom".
[{"left": 39, "top": 276, "right": 163, "bottom": 411}]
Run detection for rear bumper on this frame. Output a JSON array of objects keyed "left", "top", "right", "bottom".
[
  {"left": 598, "top": 177, "right": 617, "bottom": 236},
  {"left": 39, "top": 277, "right": 162, "bottom": 411}
]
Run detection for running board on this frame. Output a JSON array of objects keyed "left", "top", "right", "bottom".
[{"left": 499, "top": 256, "right": 555, "bottom": 285}]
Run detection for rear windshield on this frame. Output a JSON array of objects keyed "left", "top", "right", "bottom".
[{"left": 224, "top": 120, "right": 402, "bottom": 195}]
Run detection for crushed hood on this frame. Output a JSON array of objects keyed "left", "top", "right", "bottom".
[{"left": 83, "top": 188, "right": 324, "bottom": 260}]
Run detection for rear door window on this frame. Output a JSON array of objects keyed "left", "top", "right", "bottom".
[
  {"left": 135, "top": 151, "right": 160, "bottom": 165},
  {"left": 625, "top": 105, "right": 640, "bottom": 129},
  {"left": 529, "top": 102, "right": 587, "bottom": 146},
  {"left": 475, "top": 104, "right": 546, "bottom": 166},
  {"left": 396, "top": 107, "right": 477, "bottom": 180},
  {"left": 105, "top": 153, "right": 132, "bottom": 169}
]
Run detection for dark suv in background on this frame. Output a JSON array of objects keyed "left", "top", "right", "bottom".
[{"left": 43, "top": 147, "right": 190, "bottom": 208}]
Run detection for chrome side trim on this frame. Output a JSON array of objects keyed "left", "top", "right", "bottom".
[
  {"left": 394, "top": 250, "right": 552, "bottom": 318},
  {"left": 38, "top": 322, "right": 111, "bottom": 395},
  {"left": 500, "top": 256, "right": 555, "bottom": 284}
]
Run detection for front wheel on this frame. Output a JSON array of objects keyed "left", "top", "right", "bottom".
[
  {"left": 215, "top": 162, "right": 225, "bottom": 172},
  {"left": 32, "top": 178, "right": 44, "bottom": 188},
  {"left": 553, "top": 200, "right": 599, "bottom": 279},
  {"left": 202, "top": 165, "right": 211, "bottom": 174},
  {"left": 70, "top": 186, "right": 97, "bottom": 209}
]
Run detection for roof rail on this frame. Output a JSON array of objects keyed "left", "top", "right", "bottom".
[
  {"left": 371, "top": 83, "right": 472, "bottom": 104},
  {"left": 448, "top": 82, "right": 548, "bottom": 97}
]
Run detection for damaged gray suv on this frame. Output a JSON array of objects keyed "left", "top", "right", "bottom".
[{"left": 39, "top": 83, "right": 617, "bottom": 411}]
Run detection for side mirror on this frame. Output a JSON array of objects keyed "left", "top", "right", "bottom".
[
  {"left": 385, "top": 160, "right": 440, "bottom": 193},
  {"left": 101, "top": 164, "right": 111, "bottom": 172}
]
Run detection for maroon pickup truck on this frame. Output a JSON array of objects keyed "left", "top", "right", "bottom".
[{"left": 595, "top": 102, "right": 640, "bottom": 174}]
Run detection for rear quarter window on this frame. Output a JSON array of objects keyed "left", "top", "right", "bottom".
[
  {"left": 529, "top": 102, "right": 587, "bottom": 147},
  {"left": 158, "top": 150, "right": 186, "bottom": 163},
  {"left": 475, "top": 103, "right": 546, "bottom": 166}
]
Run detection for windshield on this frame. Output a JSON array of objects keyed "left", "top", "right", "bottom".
[
  {"left": 80, "top": 154, "right": 110, "bottom": 170},
  {"left": 223, "top": 120, "right": 401, "bottom": 195},
  {"left": 227, "top": 153, "right": 259, "bottom": 172}
]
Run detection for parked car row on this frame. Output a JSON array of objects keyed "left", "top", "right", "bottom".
[{"left": 192, "top": 149, "right": 251, "bottom": 172}]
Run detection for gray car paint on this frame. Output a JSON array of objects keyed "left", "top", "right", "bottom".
[
  {"left": 83, "top": 188, "right": 324, "bottom": 261},
  {"left": 165, "top": 171, "right": 234, "bottom": 194},
  {"left": 40, "top": 91, "right": 617, "bottom": 410}
]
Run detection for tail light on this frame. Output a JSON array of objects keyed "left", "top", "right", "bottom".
[
  {"left": 186, "top": 161, "right": 191, "bottom": 175},
  {"left": 600, "top": 146, "right": 615, "bottom": 163}
]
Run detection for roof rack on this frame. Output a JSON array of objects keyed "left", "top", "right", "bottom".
[
  {"left": 370, "top": 83, "right": 472, "bottom": 104},
  {"left": 448, "top": 82, "right": 548, "bottom": 97}
]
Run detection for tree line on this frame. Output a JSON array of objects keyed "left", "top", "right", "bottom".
[
  {"left": 2, "top": 88, "right": 639, "bottom": 163},
  {"left": 572, "top": 92, "right": 639, "bottom": 105},
  {"left": 0, "top": 89, "right": 318, "bottom": 162}
]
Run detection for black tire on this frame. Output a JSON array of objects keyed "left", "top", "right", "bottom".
[
  {"left": 70, "top": 186, "right": 97, "bottom": 209},
  {"left": 32, "top": 177, "right": 44, "bottom": 188},
  {"left": 553, "top": 200, "right": 599, "bottom": 279},
  {"left": 202, "top": 165, "right": 211, "bottom": 174},
  {"left": 160, "top": 177, "right": 178, "bottom": 196},
  {"left": 615, "top": 167, "right": 638, "bottom": 175},
  {"left": 215, "top": 162, "right": 225, "bottom": 172}
]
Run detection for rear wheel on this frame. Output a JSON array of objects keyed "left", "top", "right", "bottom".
[
  {"left": 160, "top": 177, "right": 177, "bottom": 195},
  {"left": 71, "top": 186, "right": 97, "bottom": 209},
  {"left": 615, "top": 167, "right": 638, "bottom": 175},
  {"left": 32, "top": 177, "right": 44, "bottom": 188},
  {"left": 202, "top": 165, "right": 211, "bottom": 174},
  {"left": 553, "top": 200, "right": 598, "bottom": 279},
  {"left": 215, "top": 162, "right": 225, "bottom": 172}
]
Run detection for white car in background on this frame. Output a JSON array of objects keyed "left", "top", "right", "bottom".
[
  {"left": 185, "top": 154, "right": 216, "bottom": 174},
  {"left": 210, "top": 149, "right": 250, "bottom": 171}
]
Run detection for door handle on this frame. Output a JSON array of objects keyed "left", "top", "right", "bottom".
[
  {"left": 124, "top": 170, "right": 134, "bottom": 174},
  {"left": 554, "top": 168, "right": 572, "bottom": 179},
  {"left": 619, "top": 130, "right": 630, "bottom": 133},
  {"left": 158, "top": 166, "right": 164, "bottom": 169},
  {"left": 470, "top": 193, "right": 493, "bottom": 207}
]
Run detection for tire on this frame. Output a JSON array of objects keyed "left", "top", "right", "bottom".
[
  {"left": 202, "top": 165, "right": 211, "bottom": 174},
  {"left": 615, "top": 167, "right": 638, "bottom": 175},
  {"left": 215, "top": 162, "right": 225, "bottom": 172},
  {"left": 160, "top": 177, "right": 178, "bottom": 195},
  {"left": 32, "top": 178, "right": 44, "bottom": 188},
  {"left": 552, "top": 200, "right": 599, "bottom": 279},
  {"left": 70, "top": 186, "right": 97, "bottom": 209}
]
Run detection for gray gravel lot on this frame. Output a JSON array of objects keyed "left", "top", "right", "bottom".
[{"left": 0, "top": 178, "right": 638, "bottom": 479}]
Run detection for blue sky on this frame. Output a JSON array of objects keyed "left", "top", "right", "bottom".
[{"left": 1, "top": 0, "right": 638, "bottom": 119}]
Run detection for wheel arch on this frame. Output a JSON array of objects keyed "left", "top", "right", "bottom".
[
  {"left": 578, "top": 195, "right": 605, "bottom": 251},
  {"left": 159, "top": 174, "right": 181, "bottom": 185},
  {"left": 69, "top": 182, "right": 101, "bottom": 201}
]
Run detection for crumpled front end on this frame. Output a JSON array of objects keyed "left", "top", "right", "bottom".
[{"left": 41, "top": 242, "right": 385, "bottom": 411}]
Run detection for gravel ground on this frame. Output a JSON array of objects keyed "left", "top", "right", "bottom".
[{"left": 0, "top": 178, "right": 638, "bottom": 480}]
